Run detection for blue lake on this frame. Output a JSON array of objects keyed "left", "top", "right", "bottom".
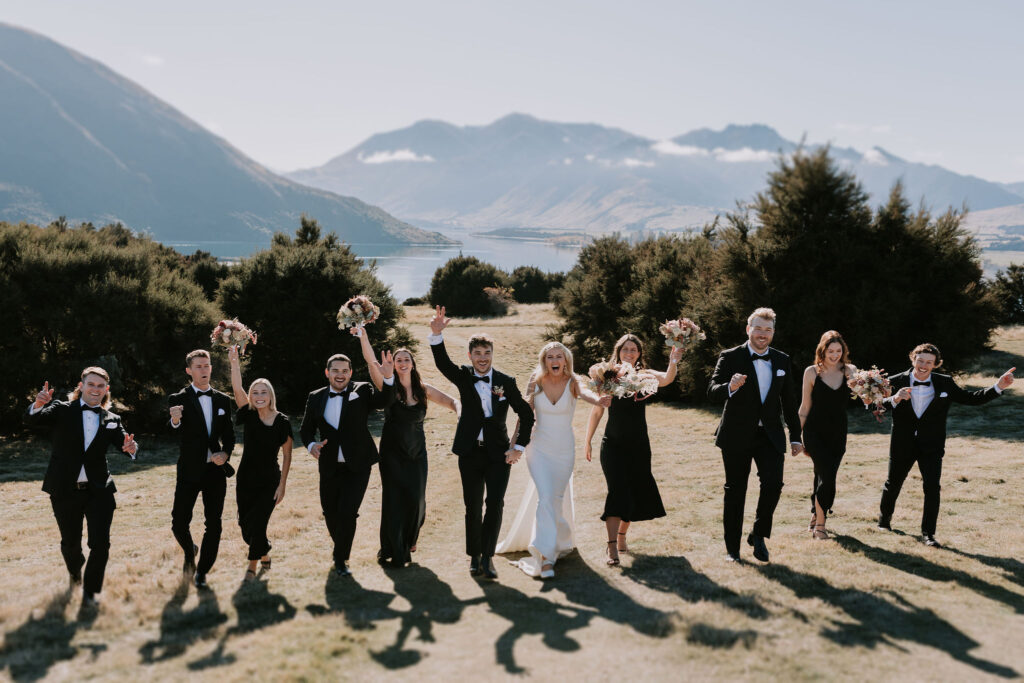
[{"left": 165, "top": 232, "right": 582, "bottom": 301}]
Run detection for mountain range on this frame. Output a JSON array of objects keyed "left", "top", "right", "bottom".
[
  {"left": 289, "top": 114, "right": 1024, "bottom": 241},
  {"left": 0, "top": 23, "right": 452, "bottom": 247}
]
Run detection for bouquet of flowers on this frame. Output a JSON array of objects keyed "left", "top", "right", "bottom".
[
  {"left": 847, "top": 366, "right": 892, "bottom": 422},
  {"left": 210, "top": 318, "right": 257, "bottom": 353},
  {"left": 659, "top": 317, "right": 706, "bottom": 353},
  {"left": 587, "top": 361, "right": 659, "bottom": 400},
  {"left": 337, "top": 295, "right": 380, "bottom": 329}
]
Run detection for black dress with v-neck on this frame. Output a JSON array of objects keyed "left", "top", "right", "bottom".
[
  {"left": 599, "top": 396, "right": 666, "bottom": 522},
  {"left": 377, "top": 398, "right": 429, "bottom": 565},
  {"left": 803, "top": 374, "right": 851, "bottom": 512}
]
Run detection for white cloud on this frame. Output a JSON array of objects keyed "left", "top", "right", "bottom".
[
  {"left": 562, "top": 136, "right": 571, "bottom": 143},
  {"left": 623, "top": 158, "right": 654, "bottom": 168},
  {"left": 713, "top": 147, "right": 774, "bottom": 163},
  {"left": 358, "top": 149, "right": 435, "bottom": 164},
  {"left": 142, "top": 54, "right": 164, "bottom": 67},
  {"left": 651, "top": 140, "right": 710, "bottom": 157},
  {"left": 584, "top": 154, "right": 596, "bottom": 162},
  {"left": 563, "top": 158, "right": 573, "bottom": 165},
  {"left": 862, "top": 148, "right": 888, "bottom": 166}
]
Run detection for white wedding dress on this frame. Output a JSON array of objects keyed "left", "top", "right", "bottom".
[{"left": 495, "top": 380, "right": 577, "bottom": 576}]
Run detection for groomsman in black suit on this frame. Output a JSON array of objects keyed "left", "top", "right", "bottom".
[
  {"left": 25, "top": 368, "right": 139, "bottom": 606},
  {"left": 301, "top": 351, "right": 395, "bottom": 576},
  {"left": 428, "top": 305, "right": 535, "bottom": 579},
  {"left": 879, "top": 343, "right": 1014, "bottom": 547},
  {"left": 168, "top": 349, "right": 235, "bottom": 588},
  {"left": 708, "top": 307, "right": 802, "bottom": 563}
]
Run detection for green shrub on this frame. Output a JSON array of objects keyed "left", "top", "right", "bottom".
[{"left": 427, "top": 255, "right": 510, "bottom": 316}]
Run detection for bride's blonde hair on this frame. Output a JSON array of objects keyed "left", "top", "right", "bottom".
[{"left": 531, "top": 342, "right": 580, "bottom": 399}]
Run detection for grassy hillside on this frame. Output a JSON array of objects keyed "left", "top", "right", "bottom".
[{"left": 1, "top": 305, "right": 1021, "bottom": 681}]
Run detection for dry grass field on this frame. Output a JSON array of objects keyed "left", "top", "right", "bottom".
[{"left": 1, "top": 305, "right": 1022, "bottom": 681}]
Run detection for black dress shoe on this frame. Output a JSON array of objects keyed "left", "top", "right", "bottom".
[
  {"left": 747, "top": 533, "right": 770, "bottom": 563},
  {"left": 376, "top": 550, "right": 390, "bottom": 566},
  {"left": 480, "top": 556, "right": 498, "bottom": 580},
  {"left": 184, "top": 543, "right": 198, "bottom": 575},
  {"left": 923, "top": 535, "right": 942, "bottom": 548},
  {"left": 82, "top": 591, "right": 99, "bottom": 607},
  {"left": 334, "top": 564, "right": 352, "bottom": 577},
  {"left": 877, "top": 516, "right": 892, "bottom": 531},
  {"left": 69, "top": 569, "right": 83, "bottom": 587},
  {"left": 469, "top": 555, "right": 482, "bottom": 576},
  {"left": 193, "top": 572, "right": 209, "bottom": 589}
]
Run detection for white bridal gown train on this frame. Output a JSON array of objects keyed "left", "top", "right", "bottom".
[{"left": 495, "top": 381, "right": 577, "bottom": 576}]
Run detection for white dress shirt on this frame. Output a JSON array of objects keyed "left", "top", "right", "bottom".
[
  {"left": 748, "top": 343, "right": 772, "bottom": 404},
  {"left": 308, "top": 377, "right": 395, "bottom": 462},
  {"left": 909, "top": 374, "right": 935, "bottom": 418},
  {"left": 193, "top": 384, "right": 214, "bottom": 462},
  {"left": 28, "top": 398, "right": 136, "bottom": 483}
]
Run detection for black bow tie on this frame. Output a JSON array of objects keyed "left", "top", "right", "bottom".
[
  {"left": 913, "top": 380, "right": 931, "bottom": 387},
  {"left": 751, "top": 353, "right": 770, "bottom": 362},
  {"left": 82, "top": 404, "right": 102, "bottom": 414},
  {"left": 196, "top": 389, "right": 213, "bottom": 398},
  {"left": 473, "top": 376, "right": 490, "bottom": 384},
  {"left": 329, "top": 390, "right": 347, "bottom": 398}
]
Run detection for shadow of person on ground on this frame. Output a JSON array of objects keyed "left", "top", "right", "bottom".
[
  {"left": 480, "top": 580, "right": 595, "bottom": 675},
  {"left": 834, "top": 534, "right": 1024, "bottom": 614},
  {"left": 369, "top": 564, "right": 485, "bottom": 669},
  {"left": 945, "top": 546, "right": 1024, "bottom": 588},
  {"left": 0, "top": 588, "right": 99, "bottom": 682},
  {"left": 756, "top": 562, "right": 1019, "bottom": 679},
  {"left": 138, "top": 577, "right": 228, "bottom": 663},
  {"left": 187, "top": 575, "right": 298, "bottom": 671},
  {"left": 305, "top": 570, "right": 400, "bottom": 631}
]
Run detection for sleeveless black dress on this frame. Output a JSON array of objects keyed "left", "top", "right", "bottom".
[
  {"left": 599, "top": 396, "right": 666, "bottom": 522},
  {"left": 377, "top": 399, "right": 429, "bottom": 565},
  {"left": 803, "top": 374, "right": 851, "bottom": 513},
  {"left": 235, "top": 404, "right": 291, "bottom": 560}
]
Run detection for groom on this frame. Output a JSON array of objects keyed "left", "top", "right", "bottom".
[
  {"left": 708, "top": 307, "right": 802, "bottom": 563},
  {"left": 879, "top": 343, "right": 1014, "bottom": 547},
  {"left": 429, "top": 305, "right": 534, "bottom": 579}
]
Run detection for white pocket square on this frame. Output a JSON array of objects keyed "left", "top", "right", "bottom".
[
  {"left": 105, "top": 422, "right": 118, "bottom": 430},
  {"left": 217, "top": 408, "right": 226, "bottom": 416},
  {"left": 497, "top": 396, "right": 507, "bottom": 402},
  {"left": 939, "top": 391, "right": 948, "bottom": 398},
  {"left": 776, "top": 369, "right": 786, "bottom": 377},
  {"left": 348, "top": 392, "right": 360, "bottom": 401}
]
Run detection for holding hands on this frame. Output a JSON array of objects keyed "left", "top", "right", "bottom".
[
  {"left": 34, "top": 381, "right": 55, "bottom": 409},
  {"left": 504, "top": 448, "right": 521, "bottom": 465}
]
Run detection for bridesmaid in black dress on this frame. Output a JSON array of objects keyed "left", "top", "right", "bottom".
[
  {"left": 797, "top": 330, "right": 854, "bottom": 540},
  {"left": 229, "top": 346, "right": 293, "bottom": 580},
  {"left": 355, "top": 327, "right": 458, "bottom": 567},
  {"left": 584, "top": 334, "right": 683, "bottom": 565}
]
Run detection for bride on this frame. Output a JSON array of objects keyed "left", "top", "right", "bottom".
[{"left": 496, "top": 342, "right": 609, "bottom": 578}]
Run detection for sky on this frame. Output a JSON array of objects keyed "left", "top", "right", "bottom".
[{"left": 2, "top": 0, "right": 1023, "bottom": 182}]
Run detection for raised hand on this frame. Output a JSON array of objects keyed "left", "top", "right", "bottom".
[
  {"left": 998, "top": 367, "right": 1016, "bottom": 390},
  {"left": 169, "top": 404, "right": 183, "bottom": 425},
  {"left": 349, "top": 326, "right": 363, "bottom": 338},
  {"left": 430, "top": 305, "right": 451, "bottom": 335},
  {"left": 34, "top": 381, "right": 55, "bottom": 409},
  {"left": 379, "top": 350, "right": 395, "bottom": 378},
  {"left": 122, "top": 433, "right": 138, "bottom": 455},
  {"left": 729, "top": 373, "right": 747, "bottom": 392},
  {"left": 309, "top": 438, "right": 327, "bottom": 460},
  {"left": 227, "top": 345, "right": 240, "bottom": 364},
  {"left": 669, "top": 346, "right": 684, "bottom": 363}
]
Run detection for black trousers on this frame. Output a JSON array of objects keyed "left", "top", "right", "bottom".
[
  {"left": 458, "top": 447, "right": 511, "bottom": 558},
  {"left": 721, "top": 429, "right": 784, "bottom": 556},
  {"left": 879, "top": 439, "right": 943, "bottom": 536},
  {"left": 319, "top": 464, "right": 371, "bottom": 567},
  {"left": 171, "top": 463, "right": 226, "bottom": 575},
  {"left": 50, "top": 487, "right": 115, "bottom": 595}
]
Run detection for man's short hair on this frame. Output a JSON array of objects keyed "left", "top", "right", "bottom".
[
  {"left": 326, "top": 354, "right": 352, "bottom": 370},
  {"left": 747, "top": 307, "right": 777, "bottom": 326},
  {"left": 909, "top": 343, "right": 943, "bottom": 367},
  {"left": 185, "top": 349, "right": 211, "bottom": 368},
  {"left": 468, "top": 334, "right": 495, "bottom": 352}
]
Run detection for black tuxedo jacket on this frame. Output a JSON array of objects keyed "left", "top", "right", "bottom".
[
  {"left": 708, "top": 344, "right": 802, "bottom": 453},
  {"left": 886, "top": 370, "right": 1000, "bottom": 456},
  {"left": 431, "top": 340, "right": 534, "bottom": 459},
  {"left": 299, "top": 381, "right": 394, "bottom": 474},
  {"left": 168, "top": 386, "right": 236, "bottom": 484},
  {"left": 25, "top": 400, "right": 133, "bottom": 498}
]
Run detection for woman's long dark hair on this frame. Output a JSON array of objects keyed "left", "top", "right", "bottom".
[
  {"left": 394, "top": 348, "right": 428, "bottom": 409},
  {"left": 610, "top": 333, "right": 646, "bottom": 369}
]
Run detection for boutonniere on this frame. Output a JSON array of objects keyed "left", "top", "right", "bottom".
[{"left": 492, "top": 385, "right": 505, "bottom": 398}]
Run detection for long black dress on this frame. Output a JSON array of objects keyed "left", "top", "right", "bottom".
[
  {"left": 377, "top": 399, "right": 428, "bottom": 565},
  {"left": 803, "top": 374, "right": 851, "bottom": 514},
  {"left": 600, "top": 396, "right": 666, "bottom": 522},
  {"left": 235, "top": 404, "right": 291, "bottom": 560}
]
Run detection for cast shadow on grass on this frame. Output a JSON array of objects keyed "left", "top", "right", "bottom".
[
  {"left": 188, "top": 576, "right": 297, "bottom": 671},
  {"left": 0, "top": 589, "right": 101, "bottom": 682},
  {"left": 945, "top": 547, "right": 1024, "bottom": 588},
  {"left": 138, "top": 578, "right": 228, "bottom": 664},
  {"left": 756, "top": 563, "right": 1019, "bottom": 679},
  {"left": 833, "top": 535, "right": 1024, "bottom": 615},
  {"left": 370, "top": 564, "right": 485, "bottom": 669},
  {"left": 305, "top": 570, "right": 401, "bottom": 630}
]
